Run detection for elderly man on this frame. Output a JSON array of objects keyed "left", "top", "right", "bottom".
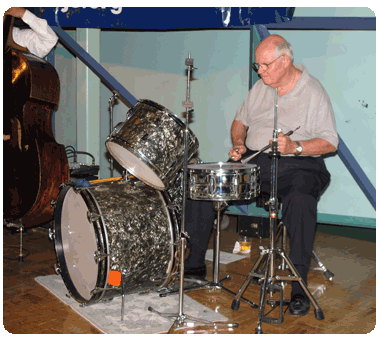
[{"left": 184, "top": 34, "right": 338, "bottom": 317}]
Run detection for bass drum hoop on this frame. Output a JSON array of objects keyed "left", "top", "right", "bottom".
[{"left": 53, "top": 185, "right": 110, "bottom": 305}]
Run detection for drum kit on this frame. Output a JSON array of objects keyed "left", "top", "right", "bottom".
[
  {"left": 52, "top": 54, "right": 327, "bottom": 334},
  {"left": 51, "top": 53, "right": 258, "bottom": 332}
]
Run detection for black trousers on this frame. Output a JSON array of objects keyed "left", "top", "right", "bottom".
[{"left": 184, "top": 149, "right": 331, "bottom": 279}]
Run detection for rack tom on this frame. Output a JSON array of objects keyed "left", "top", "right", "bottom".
[{"left": 106, "top": 100, "right": 199, "bottom": 190}]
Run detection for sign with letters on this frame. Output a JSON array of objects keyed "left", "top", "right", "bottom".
[{"left": 37, "top": 7, "right": 295, "bottom": 29}]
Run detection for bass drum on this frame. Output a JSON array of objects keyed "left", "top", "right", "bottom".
[{"left": 53, "top": 178, "right": 179, "bottom": 305}]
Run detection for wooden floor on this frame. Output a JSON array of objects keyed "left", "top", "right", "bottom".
[{"left": 3, "top": 218, "right": 376, "bottom": 334}]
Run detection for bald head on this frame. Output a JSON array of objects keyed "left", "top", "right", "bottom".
[
  {"left": 256, "top": 35, "right": 294, "bottom": 62},
  {"left": 257, "top": 35, "right": 286, "bottom": 52},
  {"left": 253, "top": 34, "right": 298, "bottom": 90}
]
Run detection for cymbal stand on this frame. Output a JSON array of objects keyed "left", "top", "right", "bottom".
[
  {"left": 148, "top": 53, "right": 238, "bottom": 333},
  {"left": 230, "top": 89, "right": 324, "bottom": 334},
  {"left": 108, "top": 91, "right": 118, "bottom": 177}
]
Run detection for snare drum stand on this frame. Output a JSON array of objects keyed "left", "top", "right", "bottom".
[
  {"left": 230, "top": 89, "right": 324, "bottom": 334},
  {"left": 160, "top": 199, "right": 258, "bottom": 309},
  {"left": 148, "top": 53, "right": 238, "bottom": 333}
]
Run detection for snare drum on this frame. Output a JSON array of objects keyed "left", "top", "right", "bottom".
[
  {"left": 106, "top": 100, "right": 199, "bottom": 190},
  {"left": 53, "top": 179, "right": 179, "bottom": 305},
  {"left": 188, "top": 162, "right": 260, "bottom": 201}
]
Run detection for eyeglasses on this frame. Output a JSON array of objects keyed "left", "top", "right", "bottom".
[{"left": 252, "top": 54, "right": 285, "bottom": 72}]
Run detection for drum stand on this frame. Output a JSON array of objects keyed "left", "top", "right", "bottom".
[
  {"left": 160, "top": 201, "right": 258, "bottom": 309},
  {"left": 231, "top": 90, "right": 324, "bottom": 334},
  {"left": 148, "top": 53, "right": 238, "bottom": 333},
  {"left": 4, "top": 218, "right": 29, "bottom": 262}
]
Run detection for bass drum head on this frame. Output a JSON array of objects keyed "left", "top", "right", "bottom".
[{"left": 53, "top": 185, "right": 108, "bottom": 304}]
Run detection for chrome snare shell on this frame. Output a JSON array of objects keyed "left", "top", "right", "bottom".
[{"left": 187, "top": 162, "right": 260, "bottom": 201}]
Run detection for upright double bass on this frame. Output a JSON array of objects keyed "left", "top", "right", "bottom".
[{"left": 3, "top": 14, "right": 69, "bottom": 227}]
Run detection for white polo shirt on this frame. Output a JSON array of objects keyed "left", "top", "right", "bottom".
[{"left": 235, "top": 64, "right": 339, "bottom": 155}]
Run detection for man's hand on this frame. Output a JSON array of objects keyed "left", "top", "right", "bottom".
[
  {"left": 4, "top": 7, "right": 26, "bottom": 19},
  {"left": 270, "top": 132, "right": 296, "bottom": 155},
  {"left": 228, "top": 145, "right": 247, "bottom": 161}
]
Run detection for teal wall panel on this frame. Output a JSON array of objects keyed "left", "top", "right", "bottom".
[
  {"left": 54, "top": 30, "right": 77, "bottom": 150},
  {"left": 76, "top": 28, "right": 101, "bottom": 165}
]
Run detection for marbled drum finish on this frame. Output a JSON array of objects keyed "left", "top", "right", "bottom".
[
  {"left": 61, "top": 180, "right": 179, "bottom": 302},
  {"left": 106, "top": 100, "right": 199, "bottom": 190}
]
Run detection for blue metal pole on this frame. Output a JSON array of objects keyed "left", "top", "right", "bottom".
[
  {"left": 51, "top": 26, "right": 138, "bottom": 107},
  {"left": 337, "top": 135, "right": 376, "bottom": 210},
  {"left": 254, "top": 24, "right": 271, "bottom": 40}
]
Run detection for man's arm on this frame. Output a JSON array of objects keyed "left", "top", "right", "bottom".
[
  {"left": 5, "top": 7, "right": 58, "bottom": 58},
  {"left": 228, "top": 120, "right": 248, "bottom": 161},
  {"left": 277, "top": 134, "right": 337, "bottom": 156}
]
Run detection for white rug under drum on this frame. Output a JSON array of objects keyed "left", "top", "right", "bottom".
[{"left": 35, "top": 275, "right": 228, "bottom": 334}]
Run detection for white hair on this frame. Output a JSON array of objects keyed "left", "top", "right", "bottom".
[{"left": 275, "top": 41, "right": 294, "bottom": 62}]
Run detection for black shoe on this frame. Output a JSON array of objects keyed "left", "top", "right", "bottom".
[
  {"left": 184, "top": 265, "right": 207, "bottom": 280},
  {"left": 289, "top": 294, "right": 311, "bottom": 317}
]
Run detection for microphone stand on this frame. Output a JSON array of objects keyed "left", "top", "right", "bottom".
[{"left": 148, "top": 52, "right": 237, "bottom": 333}]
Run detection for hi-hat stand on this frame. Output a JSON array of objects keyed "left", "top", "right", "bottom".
[
  {"left": 148, "top": 53, "right": 238, "bottom": 333},
  {"left": 231, "top": 89, "right": 325, "bottom": 334}
]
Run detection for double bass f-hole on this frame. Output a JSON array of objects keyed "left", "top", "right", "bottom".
[{"left": 10, "top": 117, "right": 29, "bottom": 152}]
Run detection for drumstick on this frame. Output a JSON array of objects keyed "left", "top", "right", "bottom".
[
  {"left": 241, "top": 126, "right": 300, "bottom": 164},
  {"left": 89, "top": 176, "right": 123, "bottom": 184}
]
